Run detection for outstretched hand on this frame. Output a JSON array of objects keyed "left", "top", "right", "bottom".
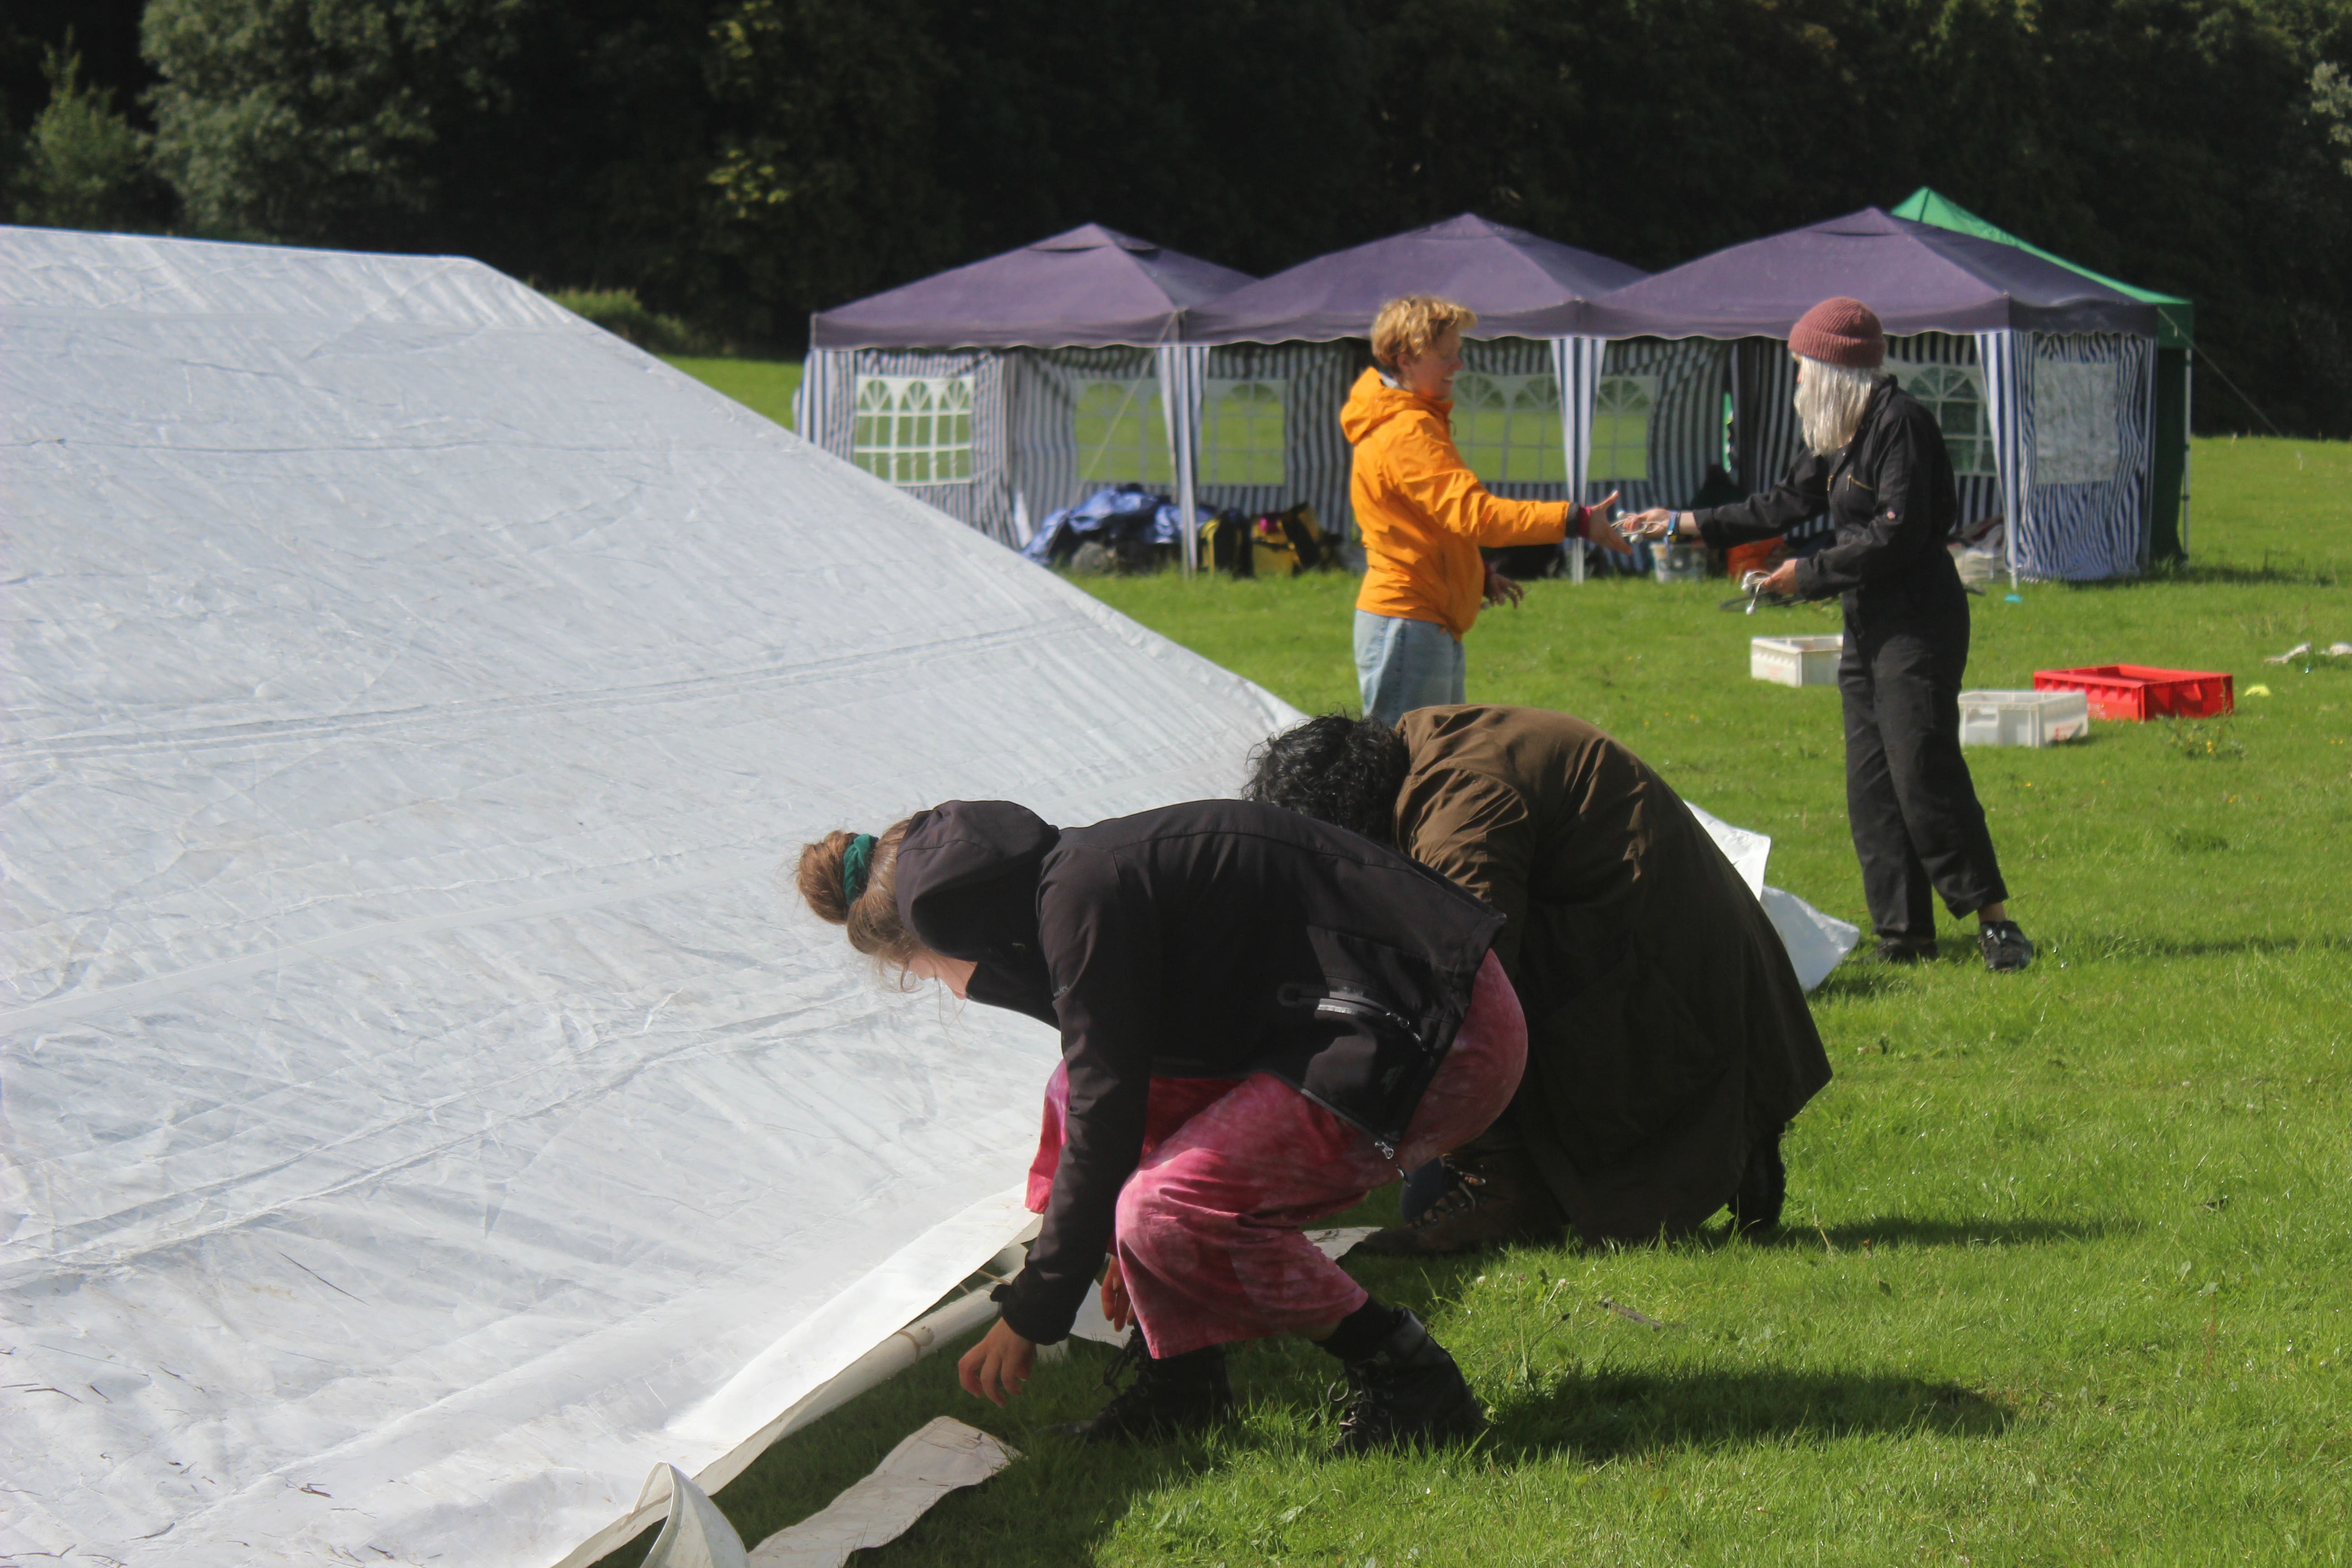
[
  {"left": 957, "top": 1317, "right": 1036, "bottom": 1407},
  {"left": 1617, "top": 506, "right": 1676, "bottom": 543},
  {"left": 1586, "top": 491, "right": 1632, "bottom": 554}
]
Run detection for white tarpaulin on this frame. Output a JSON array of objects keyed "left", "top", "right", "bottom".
[{"left": 0, "top": 227, "right": 1299, "bottom": 1567}]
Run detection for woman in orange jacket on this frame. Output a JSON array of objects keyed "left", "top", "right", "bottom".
[{"left": 1346, "top": 296, "right": 1627, "bottom": 723}]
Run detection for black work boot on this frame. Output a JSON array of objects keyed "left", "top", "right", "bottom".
[
  {"left": 1728, "top": 1127, "right": 1787, "bottom": 1235},
  {"left": 1355, "top": 1146, "right": 1566, "bottom": 1257},
  {"left": 1051, "top": 1329, "right": 1233, "bottom": 1443},
  {"left": 1979, "top": 920, "right": 2035, "bottom": 973},
  {"left": 1875, "top": 935, "right": 1937, "bottom": 964},
  {"left": 1331, "top": 1309, "right": 1485, "bottom": 1453}
]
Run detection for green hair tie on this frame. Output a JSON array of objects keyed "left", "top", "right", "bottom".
[{"left": 840, "top": 833, "right": 878, "bottom": 908}]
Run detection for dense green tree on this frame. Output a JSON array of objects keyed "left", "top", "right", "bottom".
[
  {"left": 10, "top": 44, "right": 172, "bottom": 231},
  {"left": 56, "top": 0, "right": 2352, "bottom": 433},
  {"left": 144, "top": 0, "right": 529, "bottom": 245}
]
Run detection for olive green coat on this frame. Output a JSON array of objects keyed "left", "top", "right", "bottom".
[{"left": 1394, "top": 705, "right": 1832, "bottom": 1240}]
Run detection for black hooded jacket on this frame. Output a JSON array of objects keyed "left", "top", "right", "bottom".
[
  {"left": 1694, "top": 377, "right": 1966, "bottom": 630},
  {"left": 894, "top": 798, "right": 1504, "bottom": 1344}
]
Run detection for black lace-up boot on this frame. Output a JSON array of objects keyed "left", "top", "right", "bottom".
[
  {"left": 1328, "top": 1308, "right": 1484, "bottom": 1453},
  {"left": 1728, "top": 1126, "right": 1788, "bottom": 1235},
  {"left": 1978, "top": 919, "right": 2035, "bottom": 973},
  {"left": 1051, "top": 1329, "right": 1233, "bottom": 1443},
  {"left": 1355, "top": 1146, "right": 1566, "bottom": 1257}
]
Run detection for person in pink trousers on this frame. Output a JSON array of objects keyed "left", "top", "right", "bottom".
[{"left": 795, "top": 797, "right": 1527, "bottom": 1450}]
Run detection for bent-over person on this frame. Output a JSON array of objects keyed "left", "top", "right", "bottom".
[
  {"left": 1247, "top": 706, "right": 1833, "bottom": 1254},
  {"left": 796, "top": 798, "right": 1524, "bottom": 1449}
]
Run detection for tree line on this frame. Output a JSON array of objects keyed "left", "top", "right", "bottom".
[{"left": 6, "top": 0, "right": 2350, "bottom": 436}]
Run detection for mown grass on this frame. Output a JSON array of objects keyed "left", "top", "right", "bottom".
[
  {"left": 606, "top": 437, "right": 2349, "bottom": 1566},
  {"left": 664, "top": 355, "right": 802, "bottom": 430}
]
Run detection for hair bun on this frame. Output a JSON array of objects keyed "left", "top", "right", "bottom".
[{"left": 795, "top": 829, "right": 861, "bottom": 925}]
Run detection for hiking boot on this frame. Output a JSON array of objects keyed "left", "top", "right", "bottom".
[
  {"left": 1331, "top": 1309, "right": 1485, "bottom": 1453},
  {"left": 1728, "top": 1127, "right": 1787, "bottom": 1235},
  {"left": 1050, "top": 1330, "right": 1233, "bottom": 1443},
  {"left": 1979, "top": 920, "right": 2035, "bottom": 973},
  {"left": 1354, "top": 1147, "right": 1566, "bottom": 1257},
  {"left": 1875, "top": 936, "right": 1937, "bottom": 964}
]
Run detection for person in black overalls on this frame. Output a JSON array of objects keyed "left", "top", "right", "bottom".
[{"left": 1621, "top": 297, "right": 2034, "bottom": 973}]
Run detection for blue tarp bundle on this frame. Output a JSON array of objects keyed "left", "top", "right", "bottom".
[{"left": 1019, "top": 484, "right": 1182, "bottom": 564}]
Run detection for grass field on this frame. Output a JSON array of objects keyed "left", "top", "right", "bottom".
[
  {"left": 664, "top": 355, "right": 802, "bottom": 430},
  {"left": 603, "top": 437, "right": 2349, "bottom": 1566}
]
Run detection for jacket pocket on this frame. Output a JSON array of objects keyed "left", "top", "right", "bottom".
[
  {"left": 1522, "top": 944, "right": 1731, "bottom": 1171},
  {"left": 1259, "top": 927, "right": 1464, "bottom": 1155}
]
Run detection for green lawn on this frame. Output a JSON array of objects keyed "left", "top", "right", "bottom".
[
  {"left": 664, "top": 355, "right": 802, "bottom": 430},
  {"left": 606, "top": 437, "right": 2349, "bottom": 1566}
]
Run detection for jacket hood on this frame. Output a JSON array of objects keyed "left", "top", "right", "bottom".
[
  {"left": 895, "top": 800, "right": 1059, "bottom": 968},
  {"left": 1340, "top": 366, "right": 1448, "bottom": 445}
]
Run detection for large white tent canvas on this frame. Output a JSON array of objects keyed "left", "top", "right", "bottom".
[{"left": 0, "top": 228, "right": 1299, "bottom": 1566}]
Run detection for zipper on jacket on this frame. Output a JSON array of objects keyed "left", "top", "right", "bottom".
[
  {"left": 1275, "top": 983, "right": 1421, "bottom": 1170},
  {"left": 1275, "top": 982, "right": 1417, "bottom": 1036}
]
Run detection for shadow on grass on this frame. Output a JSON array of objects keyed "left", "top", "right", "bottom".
[
  {"left": 2059, "top": 933, "right": 2352, "bottom": 961},
  {"left": 2138, "top": 559, "right": 2344, "bottom": 588},
  {"left": 1797, "top": 1215, "right": 2134, "bottom": 1250},
  {"left": 1489, "top": 1367, "right": 2011, "bottom": 1461}
]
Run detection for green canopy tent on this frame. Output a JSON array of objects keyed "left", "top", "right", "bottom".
[{"left": 1892, "top": 187, "right": 2192, "bottom": 560}]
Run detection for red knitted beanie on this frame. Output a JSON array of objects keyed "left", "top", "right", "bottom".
[{"left": 1788, "top": 296, "right": 1885, "bottom": 369}]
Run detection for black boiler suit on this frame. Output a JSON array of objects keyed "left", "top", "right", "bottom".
[{"left": 1694, "top": 380, "right": 2008, "bottom": 942}]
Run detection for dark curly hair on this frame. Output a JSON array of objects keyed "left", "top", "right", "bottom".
[{"left": 1243, "top": 714, "right": 1410, "bottom": 845}]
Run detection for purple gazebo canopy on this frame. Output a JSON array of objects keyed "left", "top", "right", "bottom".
[
  {"left": 1184, "top": 213, "right": 1648, "bottom": 345},
  {"left": 809, "top": 224, "right": 1254, "bottom": 350},
  {"left": 1579, "top": 207, "right": 2160, "bottom": 340}
]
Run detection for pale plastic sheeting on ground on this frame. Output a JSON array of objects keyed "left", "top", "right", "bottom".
[
  {"left": 1685, "top": 804, "right": 1860, "bottom": 990},
  {"left": 0, "top": 226, "right": 1300, "bottom": 1568},
  {"left": 745, "top": 1418, "right": 1018, "bottom": 1568},
  {"left": 632, "top": 1419, "right": 1017, "bottom": 1568}
]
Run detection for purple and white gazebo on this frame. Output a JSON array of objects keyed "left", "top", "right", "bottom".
[
  {"left": 797, "top": 224, "right": 1253, "bottom": 562},
  {"left": 1575, "top": 208, "right": 2163, "bottom": 581}
]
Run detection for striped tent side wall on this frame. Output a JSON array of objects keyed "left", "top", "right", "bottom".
[
  {"left": 2018, "top": 333, "right": 2154, "bottom": 580},
  {"left": 1003, "top": 346, "right": 1165, "bottom": 532},
  {"left": 803, "top": 347, "right": 1019, "bottom": 545},
  {"left": 1730, "top": 339, "right": 1832, "bottom": 544},
  {"left": 1738, "top": 333, "right": 2009, "bottom": 545},
  {"left": 1198, "top": 341, "right": 1359, "bottom": 537},
  {"left": 1886, "top": 332, "right": 2003, "bottom": 527},
  {"left": 1460, "top": 336, "right": 1570, "bottom": 507},
  {"left": 1592, "top": 338, "right": 1732, "bottom": 516}
]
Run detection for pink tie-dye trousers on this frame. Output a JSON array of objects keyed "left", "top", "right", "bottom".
[{"left": 1025, "top": 950, "right": 1526, "bottom": 1357}]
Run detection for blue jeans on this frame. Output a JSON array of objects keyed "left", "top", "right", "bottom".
[{"left": 1354, "top": 610, "right": 1465, "bottom": 725}]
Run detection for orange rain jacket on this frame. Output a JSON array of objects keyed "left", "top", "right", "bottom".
[{"left": 1342, "top": 368, "right": 1580, "bottom": 640}]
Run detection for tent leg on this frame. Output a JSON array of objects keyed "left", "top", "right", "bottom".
[{"left": 2181, "top": 352, "right": 2194, "bottom": 557}]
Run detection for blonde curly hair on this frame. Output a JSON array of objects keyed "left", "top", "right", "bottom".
[{"left": 1371, "top": 295, "right": 1478, "bottom": 371}]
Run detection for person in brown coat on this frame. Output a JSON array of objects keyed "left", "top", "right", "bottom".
[{"left": 1245, "top": 705, "right": 1833, "bottom": 1253}]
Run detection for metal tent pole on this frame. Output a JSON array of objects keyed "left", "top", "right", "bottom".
[{"left": 2181, "top": 350, "right": 2194, "bottom": 556}]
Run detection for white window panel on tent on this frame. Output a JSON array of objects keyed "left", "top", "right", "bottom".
[
  {"left": 1886, "top": 360, "right": 1997, "bottom": 477},
  {"left": 1590, "top": 374, "right": 1658, "bottom": 482},
  {"left": 1200, "top": 377, "right": 1286, "bottom": 485},
  {"left": 2035, "top": 358, "right": 2122, "bottom": 484},
  {"left": 1451, "top": 371, "right": 1566, "bottom": 484},
  {"left": 1074, "top": 377, "right": 1172, "bottom": 485},
  {"left": 852, "top": 374, "right": 975, "bottom": 485}
]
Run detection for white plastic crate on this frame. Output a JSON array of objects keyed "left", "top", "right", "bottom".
[
  {"left": 1652, "top": 543, "right": 1709, "bottom": 583},
  {"left": 1959, "top": 687, "right": 2088, "bottom": 747},
  {"left": 1750, "top": 634, "right": 1843, "bottom": 687}
]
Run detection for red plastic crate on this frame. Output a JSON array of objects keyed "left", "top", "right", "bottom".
[{"left": 2031, "top": 664, "right": 2234, "bottom": 721}]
